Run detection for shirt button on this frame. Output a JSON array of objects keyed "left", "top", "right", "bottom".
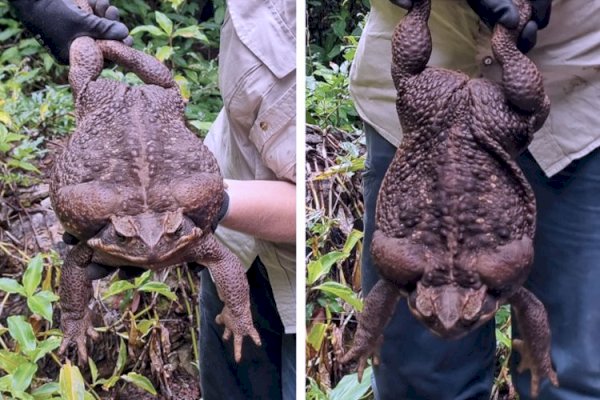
[
  {"left": 483, "top": 56, "right": 494, "bottom": 66},
  {"left": 259, "top": 121, "right": 269, "bottom": 131}
]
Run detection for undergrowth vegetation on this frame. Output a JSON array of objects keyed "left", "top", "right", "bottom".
[
  {"left": 305, "top": 2, "right": 515, "bottom": 399},
  {"left": 0, "top": 1, "right": 223, "bottom": 398}
]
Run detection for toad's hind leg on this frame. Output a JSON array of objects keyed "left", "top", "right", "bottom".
[
  {"left": 193, "top": 235, "right": 260, "bottom": 362},
  {"left": 58, "top": 243, "right": 98, "bottom": 363},
  {"left": 390, "top": 0, "right": 432, "bottom": 89},
  {"left": 510, "top": 287, "right": 558, "bottom": 398},
  {"left": 341, "top": 279, "right": 401, "bottom": 381}
]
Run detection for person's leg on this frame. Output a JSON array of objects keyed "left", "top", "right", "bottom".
[
  {"left": 199, "top": 258, "right": 285, "bottom": 400},
  {"left": 361, "top": 123, "right": 496, "bottom": 400},
  {"left": 513, "top": 150, "right": 600, "bottom": 400},
  {"left": 281, "top": 333, "right": 296, "bottom": 400}
]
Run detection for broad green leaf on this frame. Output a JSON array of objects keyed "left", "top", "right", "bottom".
[
  {"left": 307, "top": 251, "right": 346, "bottom": 285},
  {"left": 188, "top": 120, "right": 213, "bottom": 132},
  {"left": 11, "top": 362, "right": 37, "bottom": 392},
  {"left": 138, "top": 282, "right": 177, "bottom": 301},
  {"left": 7, "top": 316, "right": 36, "bottom": 353},
  {"left": 173, "top": 26, "right": 208, "bottom": 43},
  {"left": 496, "top": 328, "right": 511, "bottom": 349},
  {"left": 0, "top": 350, "right": 28, "bottom": 374},
  {"left": 59, "top": 362, "right": 86, "bottom": 400},
  {"left": 29, "top": 336, "right": 61, "bottom": 362},
  {"left": 88, "top": 358, "right": 98, "bottom": 384},
  {"left": 342, "top": 229, "right": 364, "bottom": 254},
  {"left": 0, "top": 278, "right": 25, "bottom": 296},
  {"left": 174, "top": 75, "right": 190, "bottom": 100},
  {"left": 129, "top": 25, "right": 166, "bottom": 37},
  {"left": 133, "top": 270, "right": 151, "bottom": 287},
  {"left": 102, "top": 280, "right": 135, "bottom": 299},
  {"left": 330, "top": 367, "right": 373, "bottom": 400},
  {"left": 113, "top": 338, "right": 127, "bottom": 377},
  {"left": 136, "top": 319, "right": 156, "bottom": 337},
  {"left": 155, "top": 46, "right": 174, "bottom": 62},
  {"left": 0, "top": 374, "right": 11, "bottom": 391},
  {"left": 155, "top": 11, "right": 173, "bottom": 36},
  {"left": 97, "top": 375, "right": 120, "bottom": 390},
  {"left": 306, "top": 322, "right": 327, "bottom": 352},
  {"left": 314, "top": 282, "right": 363, "bottom": 311},
  {"left": 121, "top": 372, "right": 157, "bottom": 395},
  {"left": 27, "top": 291, "right": 58, "bottom": 322},
  {"left": 31, "top": 382, "right": 60, "bottom": 399}
]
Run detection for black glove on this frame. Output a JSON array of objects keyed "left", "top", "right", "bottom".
[
  {"left": 9, "top": 0, "right": 130, "bottom": 64},
  {"left": 467, "top": 0, "right": 552, "bottom": 53}
]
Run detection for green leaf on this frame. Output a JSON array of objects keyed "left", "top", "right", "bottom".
[
  {"left": 59, "top": 362, "right": 86, "bottom": 400},
  {"left": 31, "top": 382, "right": 60, "bottom": 399},
  {"left": 113, "top": 338, "right": 127, "bottom": 377},
  {"left": 174, "top": 75, "right": 190, "bottom": 100},
  {"left": 0, "top": 375, "right": 10, "bottom": 391},
  {"left": 155, "top": 46, "right": 174, "bottom": 62},
  {"left": 0, "top": 278, "right": 25, "bottom": 296},
  {"left": 27, "top": 291, "right": 58, "bottom": 322},
  {"left": 314, "top": 282, "right": 363, "bottom": 311},
  {"left": 188, "top": 120, "right": 213, "bottom": 132},
  {"left": 129, "top": 25, "right": 166, "bottom": 37},
  {"left": 7, "top": 316, "right": 37, "bottom": 353},
  {"left": 11, "top": 362, "right": 37, "bottom": 392},
  {"left": 88, "top": 358, "right": 98, "bottom": 384},
  {"left": 121, "top": 372, "right": 157, "bottom": 395},
  {"left": 155, "top": 11, "right": 173, "bottom": 36},
  {"left": 133, "top": 270, "right": 151, "bottom": 287},
  {"left": 138, "top": 282, "right": 177, "bottom": 301},
  {"left": 307, "top": 251, "right": 346, "bottom": 286},
  {"left": 0, "top": 350, "right": 29, "bottom": 374},
  {"left": 136, "top": 319, "right": 156, "bottom": 336},
  {"left": 97, "top": 375, "right": 120, "bottom": 390},
  {"left": 306, "top": 322, "right": 327, "bottom": 352},
  {"left": 330, "top": 367, "right": 373, "bottom": 400},
  {"left": 173, "top": 26, "right": 209, "bottom": 43},
  {"left": 102, "top": 280, "right": 135, "bottom": 299},
  {"left": 29, "top": 336, "right": 61, "bottom": 362},
  {"left": 342, "top": 229, "right": 364, "bottom": 254},
  {"left": 23, "top": 254, "right": 44, "bottom": 297}
]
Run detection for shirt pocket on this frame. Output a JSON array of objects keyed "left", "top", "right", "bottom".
[{"left": 248, "top": 83, "right": 296, "bottom": 182}]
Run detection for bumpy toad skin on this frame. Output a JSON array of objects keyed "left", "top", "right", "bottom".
[
  {"left": 51, "top": 0, "right": 260, "bottom": 364},
  {"left": 343, "top": 0, "right": 557, "bottom": 397}
]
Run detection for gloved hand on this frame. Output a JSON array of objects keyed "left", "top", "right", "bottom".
[
  {"left": 467, "top": 0, "right": 552, "bottom": 53},
  {"left": 9, "top": 0, "right": 131, "bottom": 64}
]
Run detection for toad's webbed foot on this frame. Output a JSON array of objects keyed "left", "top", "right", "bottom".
[
  {"left": 216, "top": 305, "right": 261, "bottom": 362},
  {"left": 513, "top": 338, "right": 559, "bottom": 398},
  {"left": 58, "top": 307, "right": 99, "bottom": 364},
  {"left": 340, "top": 333, "right": 383, "bottom": 382}
]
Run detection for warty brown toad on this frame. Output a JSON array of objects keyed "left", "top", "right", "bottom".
[
  {"left": 50, "top": 0, "right": 260, "bottom": 364},
  {"left": 342, "top": 0, "right": 557, "bottom": 397}
]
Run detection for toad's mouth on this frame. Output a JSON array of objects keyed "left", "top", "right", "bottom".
[
  {"left": 87, "top": 227, "right": 202, "bottom": 265},
  {"left": 406, "top": 282, "right": 500, "bottom": 339}
]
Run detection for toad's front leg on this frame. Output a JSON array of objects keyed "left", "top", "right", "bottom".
[
  {"left": 341, "top": 279, "right": 401, "bottom": 381},
  {"left": 194, "top": 234, "right": 260, "bottom": 362},
  {"left": 58, "top": 243, "right": 99, "bottom": 363},
  {"left": 510, "top": 287, "right": 558, "bottom": 398}
]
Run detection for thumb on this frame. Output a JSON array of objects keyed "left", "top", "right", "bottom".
[{"left": 517, "top": 20, "right": 538, "bottom": 53}]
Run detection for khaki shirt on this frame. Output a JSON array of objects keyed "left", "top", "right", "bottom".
[
  {"left": 350, "top": 0, "right": 600, "bottom": 177},
  {"left": 204, "top": 0, "right": 296, "bottom": 333}
]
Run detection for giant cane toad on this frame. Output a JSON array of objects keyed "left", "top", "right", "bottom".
[
  {"left": 342, "top": 0, "right": 557, "bottom": 396},
  {"left": 50, "top": 0, "right": 260, "bottom": 363}
]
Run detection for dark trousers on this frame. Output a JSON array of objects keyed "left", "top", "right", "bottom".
[
  {"left": 199, "top": 258, "right": 296, "bottom": 400},
  {"left": 363, "top": 123, "right": 600, "bottom": 399},
  {"left": 512, "top": 150, "right": 600, "bottom": 400}
]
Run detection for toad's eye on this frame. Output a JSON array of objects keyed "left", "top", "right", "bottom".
[
  {"left": 115, "top": 232, "right": 128, "bottom": 243},
  {"left": 173, "top": 225, "right": 184, "bottom": 237}
]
